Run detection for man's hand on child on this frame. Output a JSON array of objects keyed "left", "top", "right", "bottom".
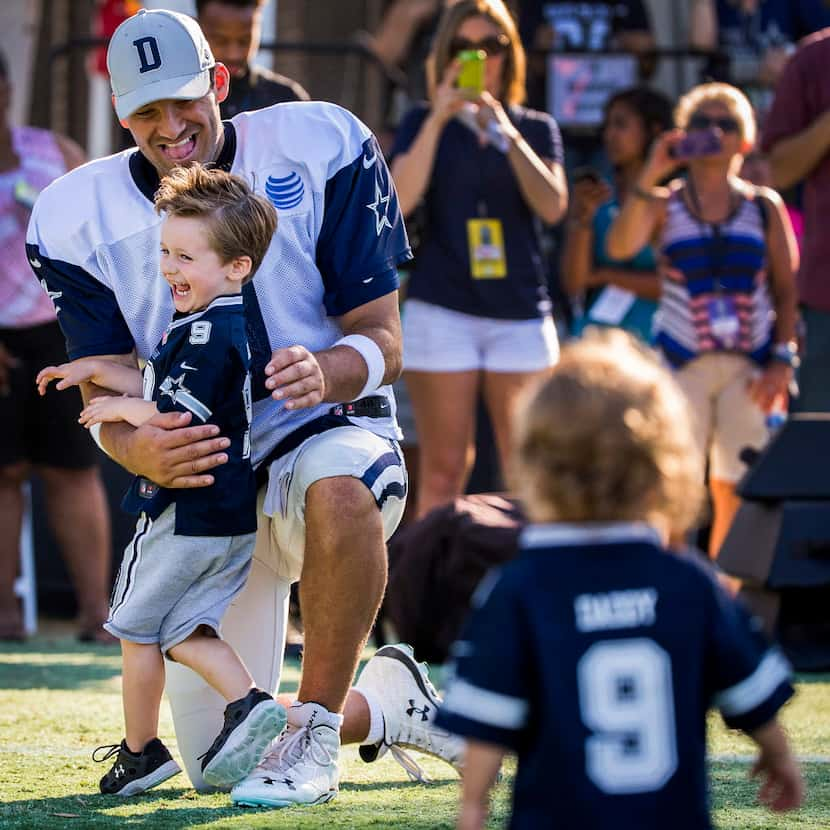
[{"left": 265, "top": 344, "right": 326, "bottom": 410}]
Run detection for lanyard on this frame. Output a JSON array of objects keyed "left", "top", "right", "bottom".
[{"left": 685, "top": 175, "right": 740, "bottom": 295}]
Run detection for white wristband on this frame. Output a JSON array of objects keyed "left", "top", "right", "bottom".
[
  {"left": 88, "top": 423, "right": 112, "bottom": 458},
  {"left": 335, "top": 333, "right": 386, "bottom": 401}
]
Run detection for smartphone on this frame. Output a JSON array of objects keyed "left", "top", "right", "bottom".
[
  {"left": 456, "top": 49, "right": 486, "bottom": 99},
  {"left": 572, "top": 166, "right": 603, "bottom": 185},
  {"left": 670, "top": 127, "right": 723, "bottom": 160}
]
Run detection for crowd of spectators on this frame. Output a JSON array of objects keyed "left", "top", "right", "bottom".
[
  {"left": 368, "top": 0, "right": 827, "bottom": 570},
  {"left": 6, "top": 0, "right": 830, "bottom": 640}
]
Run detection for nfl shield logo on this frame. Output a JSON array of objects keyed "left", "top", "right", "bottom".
[{"left": 138, "top": 478, "right": 158, "bottom": 499}]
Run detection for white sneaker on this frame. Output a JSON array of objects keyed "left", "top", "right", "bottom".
[
  {"left": 230, "top": 702, "right": 340, "bottom": 808},
  {"left": 355, "top": 643, "right": 465, "bottom": 782}
]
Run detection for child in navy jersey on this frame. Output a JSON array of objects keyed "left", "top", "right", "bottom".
[
  {"left": 437, "top": 329, "right": 804, "bottom": 830},
  {"left": 37, "top": 165, "right": 284, "bottom": 796}
]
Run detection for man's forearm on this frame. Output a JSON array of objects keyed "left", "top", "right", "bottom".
[
  {"left": 317, "top": 325, "right": 401, "bottom": 403},
  {"left": 769, "top": 110, "right": 830, "bottom": 189},
  {"left": 99, "top": 419, "right": 139, "bottom": 471}
]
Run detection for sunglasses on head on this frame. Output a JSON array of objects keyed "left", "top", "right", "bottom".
[
  {"left": 450, "top": 33, "right": 510, "bottom": 57},
  {"left": 688, "top": 114, "right": 741, "bottom": 134}
]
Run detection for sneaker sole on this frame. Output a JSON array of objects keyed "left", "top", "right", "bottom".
[
  {"left": 358, "top": 644, "right": 441, "bottom": 764},
  {"left": 203, "top": 700, "right": 286, "bottom": 788},
  {"left": 113, "top": 759, "right": 181, "bottom": 797},
  {"left": 233, "top": 788, "right": 338, "bottom": 809}
]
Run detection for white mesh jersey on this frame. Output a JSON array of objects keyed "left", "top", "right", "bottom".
[{"left": 26, "top": 101, "right": 411, "bottom": 467}]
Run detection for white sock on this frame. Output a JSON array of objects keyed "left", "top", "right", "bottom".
[
  {"left": 289, "top": 700, "right": 344, "bottom": 731},
  {"left": 353, "top": 687, "right": 385, "bottom": 745}
]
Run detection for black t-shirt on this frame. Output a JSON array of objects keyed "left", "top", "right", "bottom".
[{"left": 221, "top": 64, "right": 310, "bottom": 119}]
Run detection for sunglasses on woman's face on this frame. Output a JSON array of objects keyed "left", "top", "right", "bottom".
[
  {"left": 688, "top": 114, "right": 741, "bottom": 134},
  {"left": 450, "top": 33, "right": 510, "bottom": 57}
]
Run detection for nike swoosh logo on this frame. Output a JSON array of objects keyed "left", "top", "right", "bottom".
[
  {"left": 29, "top": 257, "right": 42, "bottom": 268},
  {"left": 180, "top": 362, "right": 198, "bottom": 372},
  {"left": 363, "top": 152, "right": 377, "bottom": 170},
  {"left": 362, "top": 277, "right": 374, "bottom": 284}
]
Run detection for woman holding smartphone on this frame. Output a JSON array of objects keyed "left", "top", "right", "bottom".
[
  {"left": 562, "top": 86, "right": 674, "bottom": 342},
  {"left": 607, "top": 82, "right": 799, "bottom": 561},
  {"left": 390, "top": 0, "right": 567, "bottom": 519}
]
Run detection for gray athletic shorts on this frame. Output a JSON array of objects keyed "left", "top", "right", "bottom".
[{"left": 104, "top": 504, "right": 255, "bottom": 654}]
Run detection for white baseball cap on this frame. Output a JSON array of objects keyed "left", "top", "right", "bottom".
[{"left": 107, "top": 9, "right": 215, "bottom": 120}]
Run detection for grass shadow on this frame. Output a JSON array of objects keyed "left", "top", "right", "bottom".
[
  {"left": 0, "top": 787, "right": 461, "bottom": 830},
  {"left": 0, "top": 788, "right": 238, "bottom": 830},
  {"left": 0, "top": 637, "right": 120, "bottom": 657},
  {"left": 342, "top": 778, "right": 458, "bottom": 793},
  {"left": 793, "top": 672, "right": 830, "bottom": 684},
  {"left": 0, "top": 659, "right": 121, "bottom": 690}
]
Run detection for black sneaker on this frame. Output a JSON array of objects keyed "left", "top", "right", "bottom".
[
  {"left": 200, "top": 688, "right": 286, "bottom": 788},
  {"left": 94, "top": 738, "right": 181, "bottom": 796}
]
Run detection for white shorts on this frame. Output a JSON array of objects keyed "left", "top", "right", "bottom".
[
  {"left": 402, "top": 298, "right": 559, "bottom": 373},
  {"left": 105, "top": 505, "right": 254, "bottom": 654},
  {"left": 164, "top": 425, "right": 407, "bottom": 790}
]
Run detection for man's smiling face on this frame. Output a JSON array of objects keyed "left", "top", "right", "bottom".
[{"left": 119, "top": 65, "right": 230, "bottom": 177}]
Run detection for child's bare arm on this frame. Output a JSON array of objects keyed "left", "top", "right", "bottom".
[
  {"left": 457, "top": 740, "right": 505, "bottom": 830},
  {"left": 749, "top": 719, "right": 804, "bottom": 813},
  {"left": 80, "top": 396, "right": 159, "bottom": 429},
  {"left": 37, "top": 357, "right": 143, "bottom": 397}
]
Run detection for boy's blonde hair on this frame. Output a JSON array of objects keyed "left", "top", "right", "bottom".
[
  {"left": 674, "top": 81, "right": 757, "bottom": 151},
  {"left": 154, "top": 164, "right": 277, "bottom": 283},
  {"left": 514, "top": 330, "right": 704, "bottom": 534}
]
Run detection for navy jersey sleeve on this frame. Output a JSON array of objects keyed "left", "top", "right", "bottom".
[
  {"left": 388, "top": 105, "right": 430, "bottom": 162},
  {"left": 155, "top": 322, "right": 239, "bottom": 424},
  {"left": 25, "top": 243, "right": 135, "bottom": 360},
  {"left": 705, "top": 579, "right": 794, "bottom": 732},
  {"left": 316, "top": 134, "right": 412, "bottom": 317},
  {"left": 436, "top": 568, "right": 530, "bottom": 751}
]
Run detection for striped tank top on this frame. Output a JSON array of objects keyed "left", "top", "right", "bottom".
[
  {"left": 0, "top": 126, "right": 67, "bottom": 329},
  {"left": 654, "top": 186, "right": 775, "bottom": 367}
]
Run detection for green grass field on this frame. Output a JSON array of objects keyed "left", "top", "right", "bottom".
[{"left": 1, "top": 634, "right": 828, "bottom": 829}]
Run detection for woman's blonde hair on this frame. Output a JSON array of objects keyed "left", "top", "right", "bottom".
[
  {"left": 513, "top": 329, "right": 704, "bottom": 534},
  {"left": 674, "top": 81, "right": 757, "bottom": 151},
  {"left": 427, "top": 0, "right": 526, "bottom": 106}
]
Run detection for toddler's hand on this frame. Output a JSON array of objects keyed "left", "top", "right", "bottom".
[
  {"left": 79, "top": 396, "right": 123, "bottom": 428},
  {"left": 36, "top": 359, "right": 98, "bottom": 396},
  {"left": 751, "top": 747, "right": 804, "bottom": 812}
]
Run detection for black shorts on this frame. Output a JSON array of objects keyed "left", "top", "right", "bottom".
[{"left": 0, "top": 321, "right": 98, "bottom": 469}]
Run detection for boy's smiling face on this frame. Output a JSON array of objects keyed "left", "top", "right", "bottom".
[{"left": 160, "top": 214, "right": 249, "bottom": 314}]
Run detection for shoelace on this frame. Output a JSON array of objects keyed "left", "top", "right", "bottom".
[
  {"left": 257, "top": 724, "right": 336, "bottom": 774},
  {"left": 92, "top": 744, "right": 122, "bottom": 763},
  {"left": 389, "top": 745, "right": 430, "bottom": 784}
]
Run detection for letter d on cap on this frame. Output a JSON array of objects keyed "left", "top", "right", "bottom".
[{"left": 133, "top": 36, "right": 162, "bottom": 73}]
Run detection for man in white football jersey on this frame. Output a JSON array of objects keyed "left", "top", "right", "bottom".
[{"left": 27, "top": 8, "right": 462, "bottom": 807}]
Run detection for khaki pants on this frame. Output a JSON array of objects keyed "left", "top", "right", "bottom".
[{"left": 674, "top": 353, "right": 768, "bottom": 483}]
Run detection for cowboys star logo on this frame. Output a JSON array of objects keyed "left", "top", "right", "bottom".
[
  {"left": 159, "top": 373, "right": 190, "bottom": 405},
  {"left": 366, "top": 180, "right": 393, "bottom": 236}
]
